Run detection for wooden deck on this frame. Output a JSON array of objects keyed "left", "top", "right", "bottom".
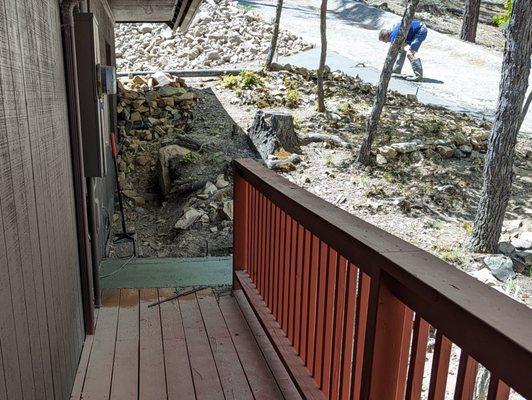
[{"left": 71, "top": 288, "right": 302, "bottom": 400}]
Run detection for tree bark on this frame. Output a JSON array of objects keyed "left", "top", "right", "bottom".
[
  {"left": 317, "top": 0, "right": 328, "bottom": 112},
  {"left": 460, "top": 0, "right": 481, "bottom": 42},
  {"left": 356, "top": 0, "right": 420, "bottom": 164},
  {"left": 248, "top": 111, "right": 300, "bottom": 161},
  {"left": 265, "top": 0, "right": 284, "bottom": 71},
  {"left": 468, "top": 0, "right": 532, "bottom": 253}
]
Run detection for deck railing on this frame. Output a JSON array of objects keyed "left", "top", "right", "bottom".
[{"left": 232, "top": 159, "right": 532, "bottom": 400}]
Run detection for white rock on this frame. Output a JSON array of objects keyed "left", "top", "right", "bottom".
[
  {"left": 215, "top": 174, "right": 230, "bottom": 189},
  {"left": 139, "top": 23, "right": 153, "bottom": 34},
  {"left": 175, "top": 208, "right": 204, "bottom": 230},
  {"left": 203, "top": 181, "right": 218, "bottom": 195},
  {"left": 511, "top": 237, "right": 532, "bottom": 250}
]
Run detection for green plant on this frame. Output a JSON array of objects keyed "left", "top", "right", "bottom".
[
  {"left": 221, "top": 71, "right": 263, "bottom": 91},
  {"left": 180, "top": 152, "right": 202, "bottom": 164},
  {"left": 462, "top": 221, "right": 474, "bottom": 235},
  {"left": 337, "top": 102, "right": 356, "bottom": 116},
  {"left": 293, "top": 116, "right": 302, "bottom": 130},
  {"left": 504, "top": 277, "right": 521, "bottom": 299},
  {"left": 284, "top": 89, "right": 300, "bottom": 108},
  {"left": 358, "top": 172, "right": 370, "bottom": 188},
  {"left": 440, "top": 250, "right": 461, "bottom": 264},
  {"left": 424, "top": 219, "right": 443, "bottom": 230},
  {"left": 492, "top": 0, "right": 512, "bottom": 28}
]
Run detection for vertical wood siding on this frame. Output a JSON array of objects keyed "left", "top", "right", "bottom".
[{"left": 0, "top": 1, "right": 84, "bottom": 399}]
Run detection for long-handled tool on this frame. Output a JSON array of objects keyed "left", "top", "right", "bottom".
[{"left": 110, "top": 132, "right": 137, "bottom": 257}]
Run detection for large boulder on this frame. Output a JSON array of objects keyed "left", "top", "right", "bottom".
[{"left": 483, "top": 255, "right": 516, "bottom": 282}]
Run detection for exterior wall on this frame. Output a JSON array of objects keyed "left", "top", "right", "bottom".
[
  {"left": 0, "top": 0, "right": 84, "bottom": 399},
  {"left": 86, "top": 0, "right": 117, "bottom": 257}
]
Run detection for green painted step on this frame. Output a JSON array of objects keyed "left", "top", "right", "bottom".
[{"left": 99, "top": 256, "right": 233, "bottom": 289}]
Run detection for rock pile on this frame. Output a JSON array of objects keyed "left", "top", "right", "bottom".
[
  {"left": 115, "top": 0, "right": 313, "bottom": 72},
  {"left": 174, "top": 176, "right": 234, "bottom": 231},
  {"left": 116, "top": 72, "right": 197, "bottom": 201}
]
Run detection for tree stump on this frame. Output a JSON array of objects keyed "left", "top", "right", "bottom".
[{"left": 248, "top": 111, "right": 300, "bottom": 161}]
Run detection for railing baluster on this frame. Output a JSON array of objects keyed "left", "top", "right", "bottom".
[
  {"left": 487, "top": 377, "right": 510, "bottom": 400},
  {"left": 428, "top": 331, "right": 452, "bottom": 400},
  {"left": 252, "top": 186, "right": 259, "bottom": 284},
  {"left": 263, "top": 197, "right": 272, "bottom": 306},
  {"left": 272, "top": 205, "right": 280, "bottom": 318},
  {"left": 314, "top": 242, "right": 329, "bottom": 387},
  {"left": 233, "top": 172, "right": 249, "bottom": 275},
  {"left": 331, "top": 256, "right": 348, "bottom": 399},
  {"left": 288, "top": 219, "right": 298, "bottom": 343},
  {"left": 454, "top": 352, "right": 478, "bottom": 400},
  {"left": 351, "top": 272, "right": 371, "bottom": 399},
  {"left": 307, "top": 235, "right": 320, "bottom": 373},
  {"left": 406, "top": 315, "right": 431, "bottom": 400},
  {"left": 250, "top": 187, "right": 255, "bottom": 281},
  {"left": 260, "top": 193, "right": 267, "bottom": 299},
  {"left": 268, "top": 202, "right": 275, "bottom": 309},
  {"left": 282, "top": 215, "right": 293, "bottom": 332},
  {"left": 322, "top": 249, "right": 339, "bottom": 395},
  {"left": 362, "top": 275, "right": 414, "bottom": 400},
  {"left": 301, "top": 229, "right": 312, "bottom": 364},
  {"left": 339, "top": 263, "right": 358, "bottom": 400},
  {"left": 247, "top": 184, "right": 253, "bottom": 275},
  {"left": 277, "top": 210, "right": 286, "bottom": 323},
  {"left": 294, "top": 224, "right": 305, "bottom": 353}
]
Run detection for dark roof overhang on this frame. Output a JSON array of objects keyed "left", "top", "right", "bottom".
[{"left": 109, "top": 0, "right": 203, "bottom": 31}]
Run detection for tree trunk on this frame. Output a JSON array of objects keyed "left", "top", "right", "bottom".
[
  {"left": 460, "top": 0, "right": 481, "bottom": 42},
  {"left": 356, "top": 0, "right": 420, "bottom": 164},
  {"left": 248, "top": 111, "right": 300, "bottom": 161},
  {"left": 265, "top": 0, "right": 284, "bottom": 70},
  {"left": 468, "top": 0, "right": 532, "bottom": 253},
  {"left": 317, "top": 0, "right": 328, "bottom": 112}
]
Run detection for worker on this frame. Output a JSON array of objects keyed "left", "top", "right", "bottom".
[{"left": 378, "top": 20, "right": 428, "bottom": 81}]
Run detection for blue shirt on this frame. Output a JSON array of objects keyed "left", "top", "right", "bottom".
[{"left": 389, "top": 20, "right": 423, "bottom": 44}]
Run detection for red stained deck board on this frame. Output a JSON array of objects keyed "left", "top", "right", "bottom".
[
  {"left": 139, "top": 288, "right": 167, "bottom": 400},
  {"left": 196, "top": 289, "right": 254, "bottom": 400},
  {"left": 179, "top": 292, "right": 225, "bottom": 400},
  {"left": 159, "top": 288, "right": 196, "bottom": 400},
  {"left": 81, "top": 289, "right": 120, "bottom": 400},
  {"left": 110, "top": 289, "right": 139, "bottom": 400}
]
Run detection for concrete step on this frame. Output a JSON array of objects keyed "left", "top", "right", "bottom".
[{"left": 99, "top": 256, "right": 232, "bottom": 289}]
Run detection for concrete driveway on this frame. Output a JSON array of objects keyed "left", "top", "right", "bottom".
[{"left": 240, "top": 0, "right": 532, "bottom": 135}]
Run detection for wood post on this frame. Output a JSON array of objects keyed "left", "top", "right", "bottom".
[
  {"left": 233, "top": 167, "right": 249, "bottom": 288},
  {"left": 362, "top": 275, "right": 414, "bottom": 399}
]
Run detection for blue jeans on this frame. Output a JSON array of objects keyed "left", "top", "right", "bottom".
[{"left": 409, "top": 24, "right": 428, "bottom": 52}]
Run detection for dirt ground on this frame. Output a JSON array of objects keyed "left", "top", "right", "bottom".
[{"left": 367, "top": 0, "right": 506, "bottom": 51}]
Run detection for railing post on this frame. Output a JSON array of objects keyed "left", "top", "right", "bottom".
[
  {"left": 361, "top": 274, "right": 414, "bottom": 400},
  {"left": 233, "top": 166, "right": 249, "bottom": 288}
]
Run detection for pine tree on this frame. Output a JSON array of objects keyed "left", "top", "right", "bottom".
[
  {"left": 468, "top": 0, "right": 532, "bottom": 252},
  {"left": 357, "top": 0, "right": 420, "bottom": 164},
  {"left": 460, "top": 0, "right": 481, "bottom": 42},
  {"left": 265, "top": 0, "right": 284, "bottom": 71},
  {"left": 317, "top": 0, "right": 328, "bottom": 112}
]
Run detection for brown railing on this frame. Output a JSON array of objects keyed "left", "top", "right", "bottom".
[{"left": 232, "top": 159, "right": 532, "bottom": 400}]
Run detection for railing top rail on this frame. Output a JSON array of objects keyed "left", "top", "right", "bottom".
[{"left": 234, "top": 158, "right": 532, "bottom": 396}]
